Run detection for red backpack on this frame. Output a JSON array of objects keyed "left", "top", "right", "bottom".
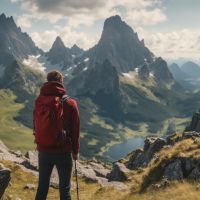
[{"left": 33, "top": 95, "right": 69, "bottom": 147}]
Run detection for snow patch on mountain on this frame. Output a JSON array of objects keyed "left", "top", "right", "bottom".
[
  {"left": 83, "top": 67, "right": 88, "bottom": 71},
  {"left": 84, "top": 58, "right": 89, "bottom": 62}
]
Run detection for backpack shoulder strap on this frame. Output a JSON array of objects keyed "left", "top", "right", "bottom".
[{"left": 61, "top": 94, "right": 69, "bottom": 105}]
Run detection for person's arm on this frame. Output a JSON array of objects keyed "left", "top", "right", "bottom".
[{"left": 71, "top": 101, "right": 80, "bottom": 160}]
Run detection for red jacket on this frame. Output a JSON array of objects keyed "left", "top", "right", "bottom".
[{"left": 35, "top": 81, "right": 80, "bottom": 154}]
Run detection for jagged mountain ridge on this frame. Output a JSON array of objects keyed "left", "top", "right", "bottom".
[
  {"left": 85, "top": 15, "right": 154, "bottom": 73},
  {"left": 0, "top": 13, "right": 42, "bottom": 67}
]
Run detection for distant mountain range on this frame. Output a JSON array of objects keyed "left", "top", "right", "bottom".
[
  {"left": 0, "top": 13, "right": 199, "bottom": 160},
  {"left": 169, "top": 61, "right": 200, "bottom": 90}
]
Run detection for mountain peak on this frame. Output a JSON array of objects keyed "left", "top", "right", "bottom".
[
  {"left": 0, "top": 13, "right": 6, "bottom": 19},
  {"left": 70, "top": 44, "right": 84, "bottom": 55},
  {"left": 88, "top": 15, "right": 153, "bottom": 72},
  {"left": 0, "top": 13, "right": 15, "bottom": 25},
  {"left": 51, "top": 36, "right": 66, "bottom": 50},
  {"left": 55, "top": 36, "right": 65, "bottom": 45},
  {"left": 103, "top": 15, "right": 131, "bottom": 31},
  {"left": 105, "top": 15, "right": 122, "bottom": 24}
]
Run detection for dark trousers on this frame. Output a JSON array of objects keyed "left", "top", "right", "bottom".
[{"left": 35, "top": 152, "right": 73, "bottom": 200}]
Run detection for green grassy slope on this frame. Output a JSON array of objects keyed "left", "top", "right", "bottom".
[{"left": 0, "top": 89, "right": 35, "bottom": 151}]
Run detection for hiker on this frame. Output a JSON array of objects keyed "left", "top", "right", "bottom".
[{"left": 34, "top": 71, "right": 80, "bottom": 200}]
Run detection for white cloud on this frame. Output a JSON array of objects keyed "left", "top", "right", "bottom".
[
  {"left": 135, "top": 27, "right": 200, "bottom": 59},
  {"left": 31, "top": 27, "right": 99, "bottom": 51},
  {"left": 17, "top": 15, "right": 32, "bottom": 28},
  {"left": 11, "top": 0, "right": 166, "bottom": 27},
  {"left": 125, "top": 8, "right": 167, "bottom": 26}
]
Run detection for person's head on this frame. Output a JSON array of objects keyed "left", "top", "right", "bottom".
[{"left": 47, "top": 70, "right": 64, "bottom": 84}]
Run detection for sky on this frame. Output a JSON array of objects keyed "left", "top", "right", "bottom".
[{"left": 1, "top": 0, "right": 200, "bottom": 60}]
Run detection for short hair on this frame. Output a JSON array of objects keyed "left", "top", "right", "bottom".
[{"left": 47, "top": 71, "right": 64, "bottom": 83}]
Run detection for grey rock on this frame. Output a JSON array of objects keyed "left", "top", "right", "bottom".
[
  {"left": 108, "top": 162, "right": 130, "bottom": 182},
  {"left": 0, "top": 140, "right": 23, "bottom": 163},
  {"left": 0, "top": 164, "right": 11, "bottom": 199},
  {"left": 24, "top": 183, "right": 36, "bottom": 190},
  {"left": 21, "top": 151, "right": 38, "bottom": 170},
  {"left": 126, "top": 137, "right": 166, "bottom": 170},
  {"left": 163, "top": 159, "right": 183, "bottom": 181},
  {"left": 89, "top": 162, "right": 110, "bottom": 178},
  {"left": 185, "top": 110, "right": 200, "bottom": 132},
  {"left": 13, "top": 150, "right": 22, "bottom": 157},
  {"left": 183, "top": 131, "right": 200, "bottom": 139},
  {"left": 189, "top": 167, "right": 200, "bottom": 180}
]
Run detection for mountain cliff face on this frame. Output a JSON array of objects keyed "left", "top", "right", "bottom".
[
  {"left": 0, "top": 13, "right": 41, "bottom": 67},
  {"left": 46, "top": 36, "right": 72, "bottom": 69},
  {"left": 150, "top": 57, "right": 174, "bottom": 85},
  {"left": 86, "top": 15, "right": 154, "bottom": 73}
]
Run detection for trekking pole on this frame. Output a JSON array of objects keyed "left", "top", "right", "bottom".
[{"left": 75, "top": 160, "right": 80, "bottom": 200}]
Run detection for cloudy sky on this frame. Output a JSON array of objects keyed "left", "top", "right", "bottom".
[{"left": 1, "top": 0, "right": 200, "bottom": 60}]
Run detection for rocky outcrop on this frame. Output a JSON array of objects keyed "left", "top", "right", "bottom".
[
  {"left": 0, "top": 140, "right": 128, "bottom": 191},
  {"left": 163, "top": 159, "right": 183, "bottom": 181},
  {"left": 150, "top": 57, "right": 174, "bottom": 85},
  {"left": 138, "top": 63, "right": 150, "bottom": 80},
  {"left": 126, "top": 137, "right": 166, "bottom": 170},
  {"left": 0, "top": 164, "right": 11, "bottom": 199},
  {"left": 21, "top": 151, "right": 38, "bottom": 171},
  {"left": 0, "top": 140, "right": 24, "bottom": 163},
  {"left": 185, "top": 110, "right": 200, "bottom": 132},
  {"left": 107, "top": 162, "right": 130, "bottom": 181}
]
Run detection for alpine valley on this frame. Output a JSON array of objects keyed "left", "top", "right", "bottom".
[{"left": 0, "top": 13, "right": 200, "bottom": 162}]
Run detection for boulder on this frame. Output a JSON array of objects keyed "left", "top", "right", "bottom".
[
  {"left": 21, "top": 151, "right": 38, "bottom": 170},
  {"left": 107, "top": 162, "right": 130, "bottom": 181},
  {"left": 126, "top": 149, "right": 147, "bottom": 170},
  {"left": 0, "top": 164, "right": 11, "bottom": 199},
  {"left": 126, "top": 137, "right": 166, "bottom": 170},
  {"left": 163, "top": 159, "right": 183, "bottom": 181},
  {"left": 185, "top": 110, "right": 200, "bottom": 132},
  {"left": 89, "top": 162, "right": 110, "bottom": 178},
  {"left": 0, "top": 140, "right": 23, "bottom": 163},
  {"left": 189, "top": 167, "right": 200, "bottom": 180}
]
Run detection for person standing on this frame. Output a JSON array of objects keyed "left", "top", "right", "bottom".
[{"left": 34, "top": 71, "right": 80, "bottom": 200}]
